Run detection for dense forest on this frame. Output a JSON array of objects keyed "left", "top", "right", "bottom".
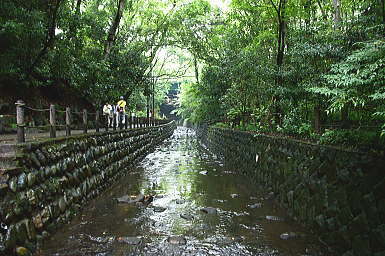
[
  {"left": 176, "top": 0, "right": 385, "bottom": 150},
  {"left": 1, "top": 0, "right": 384, "bottom": 149}
]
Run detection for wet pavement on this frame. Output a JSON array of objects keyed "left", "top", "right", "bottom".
[{"left": 38, "top": 127, "right": 328, "bottom": 256}]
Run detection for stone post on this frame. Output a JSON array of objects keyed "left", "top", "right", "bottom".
[
  {"left": 129, "top": 113, "right": 132, "bottom": 129},
  {"left": 83, "top": 109, "right": 87, "bottom": 134},
  {"left": 66, "top": 107, "right": 71, "bottom": 136},
  {"left": 15, "top": 100, "right": 25, "bottom": 143},
  {"left": 119, "top": 113, "right": 123, "bottom": 130},
  {"left": 105, "top": 114, "right": 109, "bottom": 132},
  {"left": 95, "top": 110, "right": 100, "bottom": 133},
  {"left": 113, "top": 113, "right": 117, "bottom": 131},
  {"left": 50, "top": 104, "right": 56, "bottom": 138}
]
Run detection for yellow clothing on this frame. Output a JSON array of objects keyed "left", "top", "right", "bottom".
[{"left": 117, "top": 100, "right": 127, "bottom": 112}]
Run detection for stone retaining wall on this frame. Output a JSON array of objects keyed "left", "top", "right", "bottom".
[
  {"left": 197, "top": 126, "right": 385, "bottom": 256},
  {"left": 0, "top": 122, "right": 176, "bottom": 255}
]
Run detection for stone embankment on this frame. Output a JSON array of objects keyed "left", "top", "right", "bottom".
[
  {"left": 197, "top": 126, "right": 385, "bottom": 256},
  {"left": 0, "top": 122, "right": 176, "bottom": 255}
]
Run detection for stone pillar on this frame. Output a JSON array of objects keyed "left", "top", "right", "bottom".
[
  {"left": 50, "top": 104, "right": 56, "bottom": 138},
  {"left": 95, "top": 110, "right": 100, "bottom": 133},
  {"left": 15, "top": 100, "right": 25, "bottom": 143},
  {"left": 113, "top": 113, "right": 117, "bottom": 131},
  {"left": 129, "top": 113, "right": 132, "bottom": 129},
  {"left": 83, "top": 109, "right": 87, "bottom": 134},
  {"left": 66, "top": 107, "right": 71, "bottom": 136},
  {"left": 105, "top": 114, "right": 109, "bottom": 132}
]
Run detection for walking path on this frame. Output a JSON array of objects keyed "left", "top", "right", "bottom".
[{"left": 0, "top": 129, "right": 97, "bottom": 144}]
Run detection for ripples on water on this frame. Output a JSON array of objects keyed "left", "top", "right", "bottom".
[{"left": 39, "top": 127, "right": 327, "bottom": 256}]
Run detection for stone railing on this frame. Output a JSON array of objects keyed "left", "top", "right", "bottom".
[
  {"left": 197, "top": 126, "right": 385, "bottom": 256},
  {"left": 0, "top": 121, "right": 176, "bottom": 255}
]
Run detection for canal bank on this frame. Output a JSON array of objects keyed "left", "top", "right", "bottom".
[
  {"left": 38, "top": 127, "right": 327, "bottom": 256},
  {"left": 0, "top": 122, "right": 176, "bottom": 255},
  {"left": 197, "top": 125, "right": 385, "bottom": 256}
]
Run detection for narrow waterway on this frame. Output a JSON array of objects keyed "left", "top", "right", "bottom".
[{"left": 39, "top": 127, "right": 327, "bottom": 256}]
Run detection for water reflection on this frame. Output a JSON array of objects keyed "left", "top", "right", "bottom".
[{"left": 39, "top": 127, "right": 327, "bottom": 256}]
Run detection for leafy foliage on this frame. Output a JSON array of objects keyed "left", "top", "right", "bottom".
[{"left": 174, "top": 0, "right": 385, "bottom": 149}]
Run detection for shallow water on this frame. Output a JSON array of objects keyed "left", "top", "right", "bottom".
[{"left": 39, "top": 127, "right": 328, "bottom": 256}]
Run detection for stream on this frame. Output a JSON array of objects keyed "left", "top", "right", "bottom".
[{"left": 39, "top": 127, "right": 328, "bottom": 256}]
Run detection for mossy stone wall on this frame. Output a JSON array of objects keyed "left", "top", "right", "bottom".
[
  {"left": 198, "top": 126, "right": 385, "bottom": 256},
  {"left": 0, "top": 122, "right": 176, "bottom": 255}
]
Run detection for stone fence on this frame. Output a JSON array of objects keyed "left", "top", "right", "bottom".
[
  {"left": 0, "top": 121, "right": 176, "bottom": 255},
  {"left": 197, "top": 126, "right": 385, "bottom": 256}
]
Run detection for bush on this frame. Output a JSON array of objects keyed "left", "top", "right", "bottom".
[
  {"left": 319, "top": 129, "right": 385, "bottom": 150},
  {"left": 213, "top": 122, "right": 230, "bottom": 129}
]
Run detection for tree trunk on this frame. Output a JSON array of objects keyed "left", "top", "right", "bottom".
[
  {"left": 104, "top": 0, "right": 126, "bottom": 59},
  {"left": 194, "top": 55, "right": 199, "bottom": 84},
  {"left": 316, "top": 0, "right": 327, "bottom": 20},
  {"left": 314, "top": 104, "right": 322, "bottom": 134},
  {"left": 27, "top": 0, "right": 62, "bottom": 77},
  {"left": 273, "top": 0, "right": 287, "bottom": 126},
  {"left": 341, "top": 106, "right": 349, "bottom": 129},
  {"left": 332, "top": 0, "right": 341, "bottom": 28},
  {"left": 69, "top": 0, "right": 82, "bottom": 38},
  {"left": 382, "top": 0, "right": 385, "bottom": 25},
  {"left": 304, "top": 0, "right": 311, "bottom": 28}
]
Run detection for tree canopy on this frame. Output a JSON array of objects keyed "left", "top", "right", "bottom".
[
  {"left": 1, "top": 0, "right": 384, "bottom": 148},
  {"left": 174, "top": 0, "right": 385, "bottom": 149}
]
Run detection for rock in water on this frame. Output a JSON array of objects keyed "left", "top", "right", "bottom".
[
  {"left": 167, "top": 236, "right": 187, "bottom": 245},
  {"left": 153, "top": 206, "right": 167, "bottom": 212},
  {"left": 134, "top": 194, "right": 145, "bottom": 202},
  {"left": 280, "top": 232, "right": 297, "bottom": 240},
  {"left": 143, "top": 195, "right": 154, "bottom": 206},
  {"left": 200, "top": 207, "right": 217, "bottom": 214},
  {"left": 175, "top": 199, "right": 185, "bottom": 204},
  {"left": 15, "top": 247, "right": 31, "bottom": 256},
  {"left": 116, "top": 194, "right": 145, "bottom": 204},
  {"left": 266, "top": 216, "right": 284, "bottom": 221},
  {"left": 221, "top": 236, "right": 244, "bottom": 244},
  {"left": 116, "top": 195, "right": 131, "bottom": 203},
  {"left": 248, "top": 203, "right": 262, "bottom": 209},
  {"left": 117, "top": 236, "right": 141, "bottom": 245},
  {"left": 265, "top": 192, "right": 274, "bottom": 200},
  {"left": 180, "top": 213, "right": 194, "bottom": 220}
]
